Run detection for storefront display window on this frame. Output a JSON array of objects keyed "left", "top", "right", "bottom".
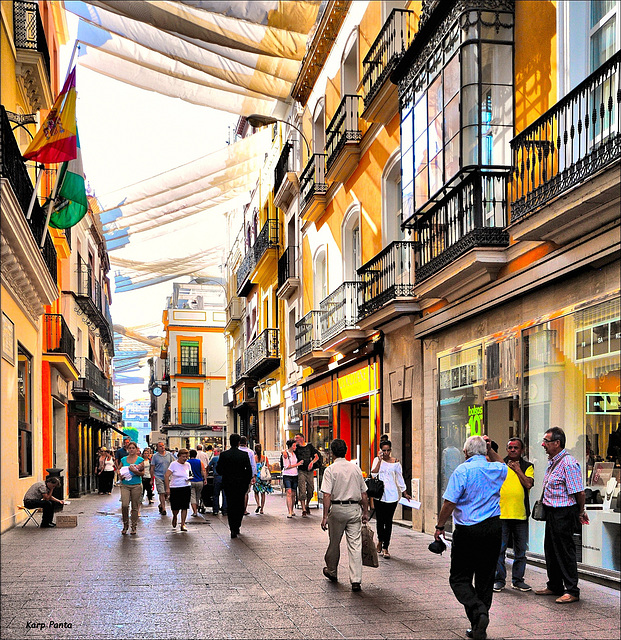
[
  {"left": 308, "top": 407, "right": 332, "bottom": 465},
  {"left": 523, "top": 298, "right": 620, "bottom": 572},
  {"left": 438, "top": 344, "right": 484, "bottom": 529}
]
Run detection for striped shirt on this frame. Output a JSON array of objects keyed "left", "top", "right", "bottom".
[{"left": 542, "top": 449, "right": 584, "bottom": 507}]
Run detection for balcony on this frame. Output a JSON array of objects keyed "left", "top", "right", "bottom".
[
  {"left": 357, "top": 241, "right": 420, "bottom": 332},
  {"left": 295, "top": 310, "right": 332, "bottom": 368},
  {"left": 320, "top": 282, "right": 370, "bottom": 352},
  {"left": 235, "top": 355, "right": 244, "bottom": 383},
  {"left": 244, "top": 328, "right": 280, "bottom": 379},
  {"left": 225, "top": 295, "right": 242, "bottom": 332},
  {"left": 73, "top": 357, "right": 114, "bottom": 405},
  {"left": 325, "top": 95, "right": 362, "bottom": 183},
  {"left": 170, "top": 409, "right": 209, "bottom": 427},
  {"left": 13, "top": 0, "right": 52, "bottom": 111},
  {"left": 171, "top": 358, "right": 207, "bottom": 377},
  {"left": 362, "top": 9, "right": 415, "bottom": 124},
  {"left": 74, "top": 258, "right": 114, "bottom": 351},
  {"left": 299, "top": 153, "right": 328, "bottom": 224},
  {"left": 236, "top": 218, "right": 279, "bottom": 296},
  {"left": 1, "top": 106, "right": 58, "bottom": 308},
  {"left": 509, "top": 52, "right": 621, "bottom": 246},
  {"left": 274, "top": 142, "right": 299, "bottom": 210},
  {"left": 412, "top": 171, "right": 510, "bottom": 302},
  {"left": 277, "top": 246, "right": 299, "bottom": 300},
  {"left": 43, "top": 314, "right": 78, "bottom": 378}
]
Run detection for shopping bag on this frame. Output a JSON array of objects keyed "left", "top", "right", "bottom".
[{"left": 361, "top": 524, "right": 379, "bottom": 568}]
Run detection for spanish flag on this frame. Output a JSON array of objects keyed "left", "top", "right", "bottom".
[{"left": 23, "top": 67, "right": 77, "bottom": 164}]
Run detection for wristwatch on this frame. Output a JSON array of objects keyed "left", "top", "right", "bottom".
[{"left": 435, "top": 525, "right": 445, "bottom": 530}]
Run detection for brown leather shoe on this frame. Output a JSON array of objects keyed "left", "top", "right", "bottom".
[
  {"left": 556, "top": 593, "right": 579, "bottom": 603},
  {"left": 535, "top": 588, "right": 558, "bottom": 595}
]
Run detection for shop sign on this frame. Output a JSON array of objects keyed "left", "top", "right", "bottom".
[
  {"left": 337, "top": 365, "right": 371, "bottom": 401},
  {"left": 586, "top": 393, "right": 620, "bottom": 415},
  {"left": 467, "top": 405, "right": 483, "bottom": 436},
  {"left": 259, "top": 380, "right": 280, "bottom": 411},
  {"left": 288, "top": 401, "right": 302, "bottom": 428}
]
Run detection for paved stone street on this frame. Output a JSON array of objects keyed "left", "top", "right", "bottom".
[{"left": 1, "top": 491, "right": 619, "bottom": 640}]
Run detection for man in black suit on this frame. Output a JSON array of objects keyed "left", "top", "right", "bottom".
[{"left": 216, "top": 433, "right": 253, "bottom": 538}]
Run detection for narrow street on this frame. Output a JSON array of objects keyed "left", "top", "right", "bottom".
[{"left": 1, "top": 491, "right": 619, "bottom": 640}]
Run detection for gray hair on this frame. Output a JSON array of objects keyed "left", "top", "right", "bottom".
[{"left": 463, "top": 436, "right": 487, "bottom": 457}]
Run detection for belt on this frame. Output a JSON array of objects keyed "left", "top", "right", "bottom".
[{"left": 331, "top": 500, "right": 360, "bottom": 504}]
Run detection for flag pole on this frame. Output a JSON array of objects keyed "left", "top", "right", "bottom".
[
  {"left": 25, "top": 163, "right": 43, "bottom": 220},
  {"left": 39, "top": 42, "right": 81, "bottom": 248}
]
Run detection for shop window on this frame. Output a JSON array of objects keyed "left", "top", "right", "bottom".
[
  {"left": 438, "top": 344, "right": 484, "bottom": 530},
  {"left": 523, "top": 297, "right": 620, "bottom": 570},
  {"left": 18, "top": 345, "right": 33, "bottom": 477},
  {"left": 308, "top": 407, "right": 333, "bottom": 466}
]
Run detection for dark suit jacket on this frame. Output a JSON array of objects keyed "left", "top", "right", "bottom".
[{"left": 216, "top": 447, "right": 253, "bottom": 492}]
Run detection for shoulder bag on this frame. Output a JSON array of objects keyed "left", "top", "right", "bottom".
[
  {"left": 260, "top": 459, "right": 272, "bottom": 482},
  {"left": 532, "top": 453, "right": 566, "bottom": 521},
  {"left": 365, "top": 476, "right": 384, "bottom": 500}
]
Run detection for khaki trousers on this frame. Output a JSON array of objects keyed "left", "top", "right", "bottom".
[
  {"left": 121, "top": 484, "right": 142, "bottom": 527},
  {"left": 324, "top": 504, "right": 362, "bottom": 584}
]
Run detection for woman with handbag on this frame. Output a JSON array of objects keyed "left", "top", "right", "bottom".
[
  {"left": 253, "top": 443, "right": 273, "bottom": 514},
  {"left": 370, "top": 440, "right": 411, "bottom": 558},
  {"left": 98, "top": 448, "right": 115, "bottom": 495}
]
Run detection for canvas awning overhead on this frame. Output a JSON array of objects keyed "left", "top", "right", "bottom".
[{"left": 66, "top": 0, "right": 321, "bottom": 116}]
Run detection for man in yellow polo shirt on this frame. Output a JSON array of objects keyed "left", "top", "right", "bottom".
[{"left": 494, "top": 437, "right": 534, "bottom": 592}]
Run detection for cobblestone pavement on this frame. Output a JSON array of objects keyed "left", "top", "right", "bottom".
[{"left": 1, "top": 490, "right": 619, "bottom": 639}]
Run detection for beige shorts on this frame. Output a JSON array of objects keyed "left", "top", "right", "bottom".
[{"left": 154, "top": 476, "right": 166, "bottom": 495}]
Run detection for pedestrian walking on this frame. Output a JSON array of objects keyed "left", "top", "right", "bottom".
[
  {"left": 208, "top": 447, "right": 227, "bottom": 516},
  {"left": 114, "top": 436, "right": 131, "bottom": 486},
  {"left": 23, "top": 477, "right": 65, "bottom": 528},
  {"left": 239, "top": 436, "right": 257, "bottom": 515},
  {"left": 320, "top": 438, "right": 369, "bottom": 592},
  {"left": 433, "top": 435, "right": 507, "bottom": 640},
  {"left": 188, "top": 449, "right": 207, "bottom": 518},
  {"left": 494, "top": 437, "right": 534, "bottom": 592},
  {"left": 294, "top": 433, "right": 320, "bottom": 516},
  {"left": 282, "top": 439, "right": 302, "bottom": 518},
  {"left": 164, "top": 448, "right": 192, "bottom": 531},
  {"left": 97, "top": 448, "right": 115, "bottom": 495},
  {"left": 370, "top": 439, "right": 411, "bottom": 559},
  {"left": 216, "top": 433, "right": 253, "bottom": 538},
  {"left": 196, "top": 444, "right": 210, "bottom": 468},
  {"left": 118, "top": 442, "right": 145, "bottom": 535},
  {"left": 141, "top": 448, "right": 155, "bottom": 504},
  {"left": 253, "top": 443, "right": 273, "bottom": 514},
  {"left": 151, "top": 441, "right": 175, "bottom": 515},
  {"left": 535, "top": 426, "right": 588, "bottom": 603}
]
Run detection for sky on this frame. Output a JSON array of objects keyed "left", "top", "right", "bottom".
[{"left": 60, "top": 17, "right": 239, "bottom": 403}]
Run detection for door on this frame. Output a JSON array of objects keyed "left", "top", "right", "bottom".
[
  {"left": 349, "top": 401, "right": 370, "bottom": 475},
  {"left": 399, "top": 401, "right": 412, "bottom": 521}
]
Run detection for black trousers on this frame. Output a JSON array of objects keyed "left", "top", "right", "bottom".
[
  {"left": 142, "top": 478, "right": 153, "bottom": 501},
  {"left": 449, "top": 516, "right": 502, "bottom": 626},
  {"left": 23, "top": 499, "right": 61, "bottom": 525},
  {"left": 375, "top": 500, "right": 398, "bottom": 549},
  {"left": 544, "top": 504, "right": 580, "bottom": 597},
  {"left": 223, "top": 487, "right": 247, "bottom": 534},
  {"left": 99, "top": 471, "right": 114, "bottom": 494}
]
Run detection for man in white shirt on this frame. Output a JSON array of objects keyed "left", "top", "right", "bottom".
[
  {"left": 239, "top": 436, "right": 257, "bottom": 514},
  {"left": 320, "top": 439, "right": 369, "bottom": 592},
  {"left": 196, "top": 444, "right": 210, "bottom": 468}
]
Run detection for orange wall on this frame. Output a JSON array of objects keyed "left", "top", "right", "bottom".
[
  {"left": 41, "top": 361, "right": 53, "bottom": 474},
  {"left": 514, "top": 0, "right": 557, "bottom": 134}
]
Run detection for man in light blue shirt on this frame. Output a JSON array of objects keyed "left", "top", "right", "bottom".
[{"left": 434, "top": 436, "right": 507, "bottom": 640}]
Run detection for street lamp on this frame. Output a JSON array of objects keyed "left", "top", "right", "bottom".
[{"left": 247, "top": 114, "right": 311, "bottom": 156}]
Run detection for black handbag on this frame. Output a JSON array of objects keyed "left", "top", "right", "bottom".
[{"left": 365, "top": 476, "right": 384, "bottom": 500}]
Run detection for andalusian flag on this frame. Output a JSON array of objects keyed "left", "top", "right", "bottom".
[
  {"left": 23, "top": 67, "right": 77, "bottom": 164},
  {"left": 49, "top": 131, "right": 87, "bottom": 229}
]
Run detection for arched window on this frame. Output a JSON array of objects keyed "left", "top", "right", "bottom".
[
  {"left": 313, "top": 247, "right": 328, "bottom": 307},
  {"left": 341, "top": 29, "right": 359, "bottom": 95},
  {"left": 312, "top": 100, "right": 325, "bottom": 153},
  {"left": 382, "top": 151, "right": 406, "bottom": 247},
  {"left": 342, "top": 205, "right": 361, "bottom": 281}
]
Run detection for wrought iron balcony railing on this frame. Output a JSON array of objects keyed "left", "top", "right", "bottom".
[
  {"left": 295, "top": 310, "right": 323, "bottom": 359},
  {"left": 171, "top": 358, "right": 207, "bottom": 377},
  {"left": 320, "top": 282, "right": 360, "bottom": 345},
  {"left": 362, "top": 9, "right": 415, "bottom": 110},
  {"left": 75, "top": 258, "right": 114, "bottom": 349},
  {"left": 235, "top": 355, "right": 243, "bottom": 382},
  {"left": 13, "top": 0, "right": 51, "bottom": 85},
  {"left": 358, "top": 241, "right": 417, "bottom": 320},
  {"left": 43, "top": 314, "right": 75, "bottom": 362},
  {"left": 73, "top": 357, "right": 113, "bottom": 404},
  {"left": 1, "top": 106, "right": 57, "bottom": 283},
  {"left": 325, "top": 95, "right": 362, "bottom": 172},
  {"left": 415, "top": 171, "right": 510, "bottom": 283},
  {"left": 510, "top": 51, "right": 621, "bottom": 222},
  {"left": 278, "top": 245, "right": 297, "bottom": 290},
  {"left": 274, "top": 141, "right": 293, "bottom": 194},
  {"left": 299, "top": 153, "right": 328, "bottom": 212},
  {"left": 236, "top": 218, "right": 279, "bottom": 293},
  {"left": 244, "top": 328, "right": 280, "bottom": 377},
  {"left": 173, "top": 409, "right": 208, "bottom": 426}
]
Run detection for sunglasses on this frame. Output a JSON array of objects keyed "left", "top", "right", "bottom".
[{"left": 542, "top": 438, "right": 556, "bottom": 443}]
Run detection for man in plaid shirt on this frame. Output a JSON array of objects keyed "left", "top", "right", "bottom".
[{"left": 535, "top": 427, "right": 588, "bottom": 603}]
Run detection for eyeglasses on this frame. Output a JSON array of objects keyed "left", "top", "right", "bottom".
[{"left": 542, "top": 438, "right": 555, "bottom": 443}]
